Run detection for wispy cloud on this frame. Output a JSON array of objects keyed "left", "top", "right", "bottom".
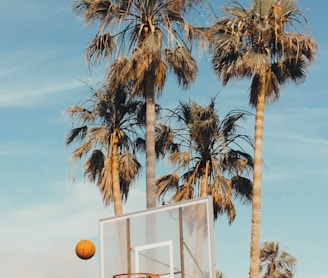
[{"left": 0, "top": 80, "right": 84, "bottom": 107}]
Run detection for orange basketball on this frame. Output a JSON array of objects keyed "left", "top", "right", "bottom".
[{"left": 75, "top": 239, "right": 96, "bottom": 260}]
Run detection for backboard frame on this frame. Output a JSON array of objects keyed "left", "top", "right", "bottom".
[{"left": 99, "top": 197, "right": 216, "bottom": 278}]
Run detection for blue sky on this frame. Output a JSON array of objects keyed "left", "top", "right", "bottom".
[{"left": 0, "top": 0, "right": 327, "bottom": 277}]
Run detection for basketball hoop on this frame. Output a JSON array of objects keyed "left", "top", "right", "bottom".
[{"left": 113, "top": 273, "right": 160, "bottom": 278}]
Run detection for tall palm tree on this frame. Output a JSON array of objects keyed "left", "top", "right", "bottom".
[
  {"left": 73, "top": 0, "right": 210, "bottom": 208},
  {"left": 65, "top": 84, "right": 142, "bottom": 215},
  {"left": 209, "top": 1, "right": 316, "bottom": 276},
  {"left": 260, "top": 241, "right": 296, "bottom": 278},
  {"left": 156, "top": 98, "right": 254, "bottom": 223}
]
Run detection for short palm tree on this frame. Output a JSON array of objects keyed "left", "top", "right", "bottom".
[
  {"left": 209, "top": 1, "right": 316, "bottom": 276},
  {"left": 65, "top": 84, "right": 142, "bottom": 215},
  {"left": 156, "top": 98, "right": 254, "bottom": 223},
  {"left": 260, "top": 241, "right": 296, "bottom": 278},
  {"left": 73, "top": 0, "right": 210, "bottom": 208}
]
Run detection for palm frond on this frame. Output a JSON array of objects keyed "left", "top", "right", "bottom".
[
  {"left": 168, "top": 151, "right": 191, "bottom": 168},
  {"left": 173, "top": 179, "right": 195, "bottom": 201},
  {"left": 221, "top": 150, "right": 253, "bottom": 174},
  {"left": 119, "top": 152, "right": 141, "bottom": 201},
  {"left": 223, "top": 4, "right": 248, "bottom": 18},
  {"left": 154, "top": 61, "right": 167, "bottom": 95},
  {"left": 66, "top": 106, "right": 95, "bottom": 123},
  {"left": 89, "top": 126, "right": 111, "bottom": 145},
  {"left": 249, "top": 74, "right": 262, "bottom": 107},
  {"left": 252, "top": 0, "right": 276, "bottom": 18},
  {"left": 165, "top": 46, "right": 198, "bottom": 89},
  {"left": 282, "top": 57, "right": 307, "bottom": 84},
  {"left": 209, "top": 175, "right": 236, "bottom": 222},
  {"left": 244, "top": 50, "right": 269, "bottom": 72},
  {"left": 71, "top": 141, "right": 92, "bottom": 161},
  {"left": 97, "top": 155, "right": 113, "bottom": 206},
  {"left": 231, "top": 175, "right": 253, "bottom": 204},
  {"left": 65, "top": 126, "right": 88, "bottom": 145},
  {"left": 156, "top": 172, "right": 180, "bottom": 198},
  {"left": 84, "top": 149, "right": 105, "bottom": 182},
  {"left": 87, "top": 32, "right": 114, "bottom": 64},
  {"left": 155, "top": 123, "right": 176, "bottom": 158},
  {"left": 220, "top": 111, "right": 245, "bottom": 138},
  {"left": 73, "top": 0, "right": 119, "bottom": 24},
  {"left": 135, "top": 137, "right": 146, "bottom": 153},
  {"left": 106, "top": 57, "right": 129, "bottom": 92},
  {"left": 264, "top": 70, "right": 280, "bottom": 104},
  {"left": 185, "top": 25, "right": 210, "bottom": 48}
]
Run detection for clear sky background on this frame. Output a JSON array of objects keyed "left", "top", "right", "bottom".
[{"left": 0, "top": 0, "right": 327, "bottom": 277}]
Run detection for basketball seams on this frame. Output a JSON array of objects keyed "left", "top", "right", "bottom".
[{"left": 75, "top": 239, "right": 95, "bottom": 260}]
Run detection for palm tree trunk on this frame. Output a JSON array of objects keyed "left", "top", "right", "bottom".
[
  {"left": 145, "top": 71, "right": 156, "bottom": 208},
  {"left": 112, "top": 139, "right": 123, "bottom": 216},
  {"left": 200, "top": 163, "right": 209, "bottom": 197},
  {"left": 249, "top": 79, "right": 265, "bottom": 278},
  {"left": 144, "top": 73, "right": 157, "bottom": 274}
]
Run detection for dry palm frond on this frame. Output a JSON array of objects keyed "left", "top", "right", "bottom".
[
  {"left": 106, "top": 56, "right": 128, "bottom": 91},
  {"left": 165, "top": 46, "right": 198, "bottom": 89},
  {"left": 208, "top": 174, "right": 237, "bottom": 222},
  {"left": 173, "top": 186, "right": 187, "bottom": 202},
  {"left": 71, "top": 141, "right": 92, "bottom": 161},
  {"left": 66, "top": 106, "right": 95, "bottom": 123},
  {"left": 87, "top": 32, "right": 114, "bottom": 64},
  {"left": 89, "top": 126, "right": 110, "bottom": 145},
  {"left": 154, "top": 61, "right": 166, "bottom": 94},
  {"left": 155, "top": 123, "right": 175, "bottom": 158},
  {"left": 156, "top": 172, "right": 179, "bottom": 198},
  {"left": 173, "top": 180, "right": 194, "bottom": 201},
  {"left": 98, "top": 156, "right": 114, "bottom": 206},
  {"left": 185, "top": 25, "right": 210, "bottom": 49},
  {"left": 168, "top": 151, "right": 191, "bottom": 168},
  {"left": 119, "top": 152, "right": 141, "bottom": 200}
]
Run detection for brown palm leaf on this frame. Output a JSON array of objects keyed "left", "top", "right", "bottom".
[{"left": 156, "top": 172, "right": 180, "bottom": 199}]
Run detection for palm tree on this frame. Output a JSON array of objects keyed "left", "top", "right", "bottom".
[
  {"left": 156, "top": 98, "right": 254, "bottom": 223},
  {"left": 209, "top": 1, "right": 316, "bottom": 276},
  {"left": 156, "top": 99, "right": 253, "bottom": 276},
  {"left": 65, "top": 84, "right": 142, "bottom": 215},
  {"left": 260, "top": 241, "right": 296, "bottom": 278},
  {"left": 73, "top": 0, "right": 210, "bottom": 208}
]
